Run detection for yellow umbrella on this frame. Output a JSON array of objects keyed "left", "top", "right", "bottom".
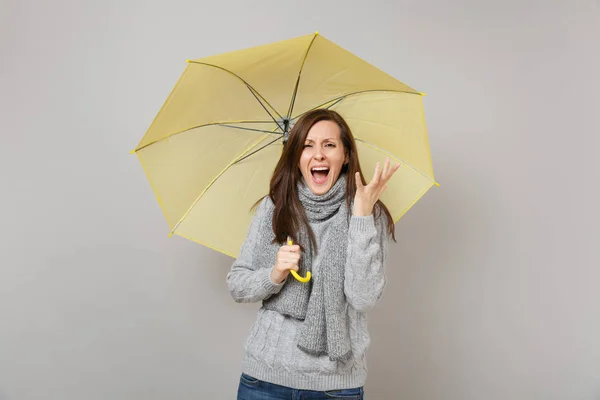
[{"left": 131, "top": 32, "right": 438, "bottom": 259}]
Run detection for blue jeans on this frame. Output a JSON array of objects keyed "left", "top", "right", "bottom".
[{"left": 237, "top": 373, "right": 364, "bottom": 399}]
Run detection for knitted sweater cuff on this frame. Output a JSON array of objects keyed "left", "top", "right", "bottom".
[
  {"left": 349, "top": 214, "right": 376, "bottom": 233},
  {"left": 258, "top": 266, "right": 285, "bottom": 295}
]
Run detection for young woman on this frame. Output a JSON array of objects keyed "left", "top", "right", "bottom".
[{"left": 226, "top": 108, "right": 400, "bottom": 399}]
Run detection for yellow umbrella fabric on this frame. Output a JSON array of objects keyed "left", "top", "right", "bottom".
[{"left": 132, "top": 32, "right": 438, "bottom": 258}]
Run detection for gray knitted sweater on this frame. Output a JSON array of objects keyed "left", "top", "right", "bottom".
[{"left": 226, "top": 197, "right": 389, "bottom": 391}]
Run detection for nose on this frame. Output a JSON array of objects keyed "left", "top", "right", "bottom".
[{"left": 313, "top": 148, "right": 325, "bottom": 161}]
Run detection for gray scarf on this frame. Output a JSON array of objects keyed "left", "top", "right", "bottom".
[{"left": 256, "top": 173, "right": 352, "bottom": 361}]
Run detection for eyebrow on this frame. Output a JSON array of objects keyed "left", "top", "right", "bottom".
[{"left": 304, "top": 138, "right": 339, "bottom": 143}]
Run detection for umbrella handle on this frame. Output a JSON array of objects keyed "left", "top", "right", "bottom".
[{"left": 287, "top": 236, "right": 311, "bottom": 283}]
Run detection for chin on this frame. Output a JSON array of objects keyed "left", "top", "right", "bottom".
[
  {"left": 310, "top": 186, "right": 330, "bottom": 195},
  {"left": 305, "top": 173, "right": 339, "bottom": 195}
]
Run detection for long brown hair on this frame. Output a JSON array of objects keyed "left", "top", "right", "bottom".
[{"left": 254, "top": 109, "right": 396, "bottom": 250}]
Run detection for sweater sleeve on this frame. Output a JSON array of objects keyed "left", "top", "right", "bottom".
[
  {"left": 344, "top": 210, "right": 390, "bottom": 312},
  {"left": 226, "top": 198, "right": 285, "bottom": 303}
]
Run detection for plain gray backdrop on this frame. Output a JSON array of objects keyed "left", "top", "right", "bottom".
[{"left": 1, "top": 0, "right": 599, "bottom": 399}]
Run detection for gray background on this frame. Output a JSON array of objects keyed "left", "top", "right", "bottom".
[{"left": 1, "top": 0, "right": 599, "bottom": 399}]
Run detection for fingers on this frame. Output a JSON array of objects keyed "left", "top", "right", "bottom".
[
  {"left": 279, "top": 251, "right": 300, "bottom": 263},
  {"left": 387, "top": 160, "right": 401, "bottom": 179},
  {"left": 277, "top": 244, "right": 301, "bottom": 272},
  {"left": 283, "top": 244, "right": 300, "bottom": 252},
  {"left": 381, "top": 158, "right": 390, "bottom": 179},
  {"left": 276, "top": 262, "right": 299, "bottom": 273},
  {"left": 278, "top": 262, "right": 299, "bottom": 273},
  {"left": 355, "top": 171, "right": 363, "bottom": 190},
  {"left": 353, "top": 159, "right": 401, "bottom": 210},
  {"left": 371, "top": 162, "right": 381, "bottom": 184},
  {"left": 359, "top": 159, "right": 401, "bottom": 190},
  {"left": 378, "top": 158, "right": 401, "bottom": 184}
]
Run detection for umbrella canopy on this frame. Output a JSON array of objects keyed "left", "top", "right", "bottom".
[{"left": 132, "top": 32, "right": 438, "bottom": 258}]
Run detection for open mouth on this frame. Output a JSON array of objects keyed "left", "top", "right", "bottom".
[{"left": 310, "top": 166, "right": 330, "bottom": 184}]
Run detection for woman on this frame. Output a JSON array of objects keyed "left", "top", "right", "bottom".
[{"left": 226, "top": 108, "right": 400, "bottom": 399}]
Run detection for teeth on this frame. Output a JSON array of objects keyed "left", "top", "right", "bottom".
[{"left": 311, "top": 167, "right": 329, "bottom": 171}]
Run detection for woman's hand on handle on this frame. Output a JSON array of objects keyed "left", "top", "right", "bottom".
[{"left": 271, "top": 242, "right": 300, "bottom": 284}]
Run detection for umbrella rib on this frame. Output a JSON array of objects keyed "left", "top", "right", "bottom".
[
  {"left": 233, "top": 135, "right": 283, "bottom": 165},
  {"left": 354, "top": 138, "right": 439, "bottom": 186},
  {"left": 246, "top": 86, "right": 284, "bottom": 131},
  {"left": 133, "top": 120, "right": 275, "bottom": 152},
  {"left": 188, "top": 61, "right": 284, "bottom": 126},
  {"left": 286, "top": 32, "right": 319, "bottom": 121},
  {"left": 324, "top": 96, "right": 346, "bottom": 110},
  {"left": 169, "top": 133, "right": 281, "bottom": 236},
  {"left": 219, "top": 124, "right": 282, "bottom": 135},
  {"left": 291, "top": 89, "right": 423, "bottom": 120}
]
